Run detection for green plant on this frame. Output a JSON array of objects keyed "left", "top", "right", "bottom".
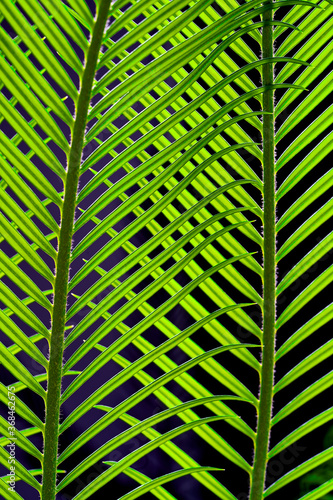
[
  {"left": 0, "top": 0, "right": 332, "bottom": 499},
  {"left": 297, "top": 426, "right": 333, "bottom": 499}
]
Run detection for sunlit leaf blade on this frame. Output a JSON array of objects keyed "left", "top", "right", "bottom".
[
  {"left": 0, "top": 281, "right": 50, "bottom": 338},
  {"left": 1, "top": 0, "right": 78, "bottom": 99},
  {"left": 5, "top": 371, "right": 79, "bottom": 394},
  {"left": 275, "top": 0, "right": 331, "bottom": 42},
  {"left": 276, "top": 40, "right": 333, "bottom": 110},
  {"left": 276, "top": 201, "right": 333, "bottom": 261},
  {"left": 276, "top": 106, "right": 333, "bottom": 170},
  {"left": 39, "top": 0, "right": 89, "bottom": 52},
  {"left": 0, "top": 445, "right": 41, "bottom": 491},
  {"left": 114, "top": 467, "right": 223, "bottom": 500},
  {"left": 0, "top": 310, "right": 47, "bottom": 368},
  {"left": 0, "top": 342, "right": 46, "bottom": 399},
  {"left": 0, "top": 251, "right": 52, "bottom": 311},
  {"left": 103, "top": 441, "right": 237, "bottom": 500},
  {"left": 0, "top": 418, "right": 42, "bottom": 461},
  {"left": 276, "top": 132, "right": 332, "bottom": 197},
  {"left": 0, "top": 214, "right": 54, "bottom": 283},
  {"left": 62, "top": 304, "right": 254, "bottom": 401},
  {"left": 67, "top": 230, "right": 255, "bottom": 346},
  {"left": 15, "top": 0, "right": 83, "bottom": 74},
  {"left": 276, "top": 266, "right": 333, "bottom": 328},
  {"left": 60, "top": 344, "right": 257, "bottom": 432},
  {"left": 276, "top": 171, "right": 333, "bottom": 231},
  {"left": 272, "top": 371, "right": 333, "bottom": 424},
  {"left": 275, "top": 340, "right": 333, "bottom": 393},
  {"left": 0, "top": 96, "right": 65, "bottom": 179},
  {"left": 64, "top": 253, "right": 257, "bottom": 372},
  {"left": 277, "top": 233, "right": 333, "bottom": 294},
  {"left": 0, "top": 189, "right": 57, "bottom": 259},
  {"left": 0, "top": 56, "right": 69, "bottom": 152},
  {"left": 65, "top": 0, "right": 94, "bottom": 28},
  {"left": 276, "top": 304, "right": 333, "bottom": 359},
  {"left": 69, "top": 206, "right": 260, "bottom": 313},
  {"left": 263, "top": 447, "right": 333, "bottom": 496},
  {"left": 0, "top": 28, "right": 74, "bottom": 126},
  {"left": 269, "top": 407, "right": 333, "bottom": 458},
  {"left": 0, "top": 158, "right": 59, "bottom": 235},
  {"left": 58, "top": 397, "right": 249, "bottom": 490},
  {"left": 0, "top": 478, "right": 24, "bottom": 500},
  {"left": 0, "top": 131, "right": 63, "bottom": 207},
  {"left": 297, "top": 477, "right": 333, "bottom": 500},
  {"left": 276, "top": 73, "right": 333, "bottom": 143},
  {"left": 72, "top": 416, "right": 238, "bottom": 499},
  {"left": 0, "top": 383, "right": 44, "bottom": 431},
  {"left": 71, "top": 179, "right": 257, "bottom": 282},
  {"left": 99, "top": 462, "right": 178, "bottom": 500}
]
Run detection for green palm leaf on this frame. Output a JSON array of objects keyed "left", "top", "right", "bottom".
[{"left": 0, "top": 0, "right": 331, "bottom": 499}]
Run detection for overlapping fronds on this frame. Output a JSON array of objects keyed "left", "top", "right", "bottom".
[{"left": 0, "top": 0, "right": 332, "bottom": 499}]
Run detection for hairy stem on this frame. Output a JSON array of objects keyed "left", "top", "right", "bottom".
[
  {"left": 41, "top": 2, "right": 111, "bottom": 499},
  {"left": 250, "top": 4, "right": 276, "bottom": 500}
]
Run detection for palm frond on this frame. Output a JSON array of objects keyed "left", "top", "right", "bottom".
[{"left": 0, "top": 0, "right": 331, "bottom": 499}]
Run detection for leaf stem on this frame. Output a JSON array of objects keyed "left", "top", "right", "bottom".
[
  {"left": 250, "top": 3, "right": 276, "bottom": 500},
  {"left": 41, "top": 2, "right": 111, "bottom": 499}
]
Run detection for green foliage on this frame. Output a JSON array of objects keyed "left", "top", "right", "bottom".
[
  {"left": 0, "top": 0, "right": 332, "bottom": 499},
  {"left": 298, "top": 427, "right": 333, "bottom": 500}
]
